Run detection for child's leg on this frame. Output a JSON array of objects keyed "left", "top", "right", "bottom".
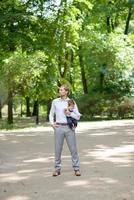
[
  {"left": 72, "top": 119, "right": 77, "bottom": 128},
  {"left": 67, "top": 117, "right": 73, "bottom": 129}
]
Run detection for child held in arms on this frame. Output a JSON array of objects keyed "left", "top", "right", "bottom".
[{"left": 64, "top": 99, "right": 78, "bottom": 130}]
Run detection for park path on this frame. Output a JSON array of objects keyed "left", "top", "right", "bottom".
[{"left": 0, "top": 120, "right": 134, "bottom": 200}]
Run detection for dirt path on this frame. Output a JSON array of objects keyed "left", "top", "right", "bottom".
[{"left": 0, "top": 120, "right": 134, "bottom": 200}]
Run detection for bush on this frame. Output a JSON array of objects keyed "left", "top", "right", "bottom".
[
  {"left": 104, "top": 99, "right": 120, "bottom": 118},
  {"left": 75, "top": 93, "right": 134, "bottom": 120},
  {"left": 118, "top": 98, "right": 134, "bottom": 118},
  {"left": 75, "top": 93, "right": 106, "bottom": 120}
]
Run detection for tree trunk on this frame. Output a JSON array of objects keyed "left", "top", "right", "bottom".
[
  {"left": 32, "top": 100, "right": 39, "bottom": 124},
  {"left": 106, "top": 16, "right": 111, "bottom": 33},
  {"left": 111, "top": 18, "right": 115, "bottom": 30},
  {"left": 7, "top": 90, "right": 13, "bottom": 124},
  {"left": 25, "top": 96, "right": 31, "bottom": 117},
  {"left": 0, "top": 100, "right": 2, "bottom": 119},
  {"left": 46, "top": 100, "right": 51, "bottom": 121},
  {"left": 35, "top": 99, "right": 39, "bottom": 125},
  {"left": 70, "top": 50, "right": 73, "bottom": 86},
  {"left": 124, "top": 5, "right": 133, "bottom": 35},
  {"left": 58, "top": 40, "right": 69, "bottom": 79},
  {"left": 79, "top": 46, "right": 88, "bottom": 94},
  {"left": 20, "top": 100, "right": 23, "bottom": 117},
  {"left": 32, "top": 100, "right": 38, "bottom": 116},
  {"left": 62, "top": 51, "right": 69, "bottom": 78},
  {"left": 58, "top": 55, "right": 62, "bottom": 78},
  {"left": 100, "top": 73, "right": 105, "bottom": 92},
  {"left": 7, "top": 14, "right": 16, "bottom": 123}
]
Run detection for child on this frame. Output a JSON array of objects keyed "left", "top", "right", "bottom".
[{"left": 65, "top": 99, "right": 78, "bottom": 130}]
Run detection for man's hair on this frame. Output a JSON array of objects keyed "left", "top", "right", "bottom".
[{"left": 60, "top": 84, "right": 70, "bottom": 95}]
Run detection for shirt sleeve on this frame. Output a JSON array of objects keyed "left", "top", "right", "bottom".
[
  {"left": 49, "top": 100, "right": 55, "bottom": 125},
  {"left": 69, "top": 103, "right": 81, "bottom": 120}
]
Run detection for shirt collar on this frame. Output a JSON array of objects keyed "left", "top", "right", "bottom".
[{"left": 59, "top": 97, "right": 70, "bottom": 101}]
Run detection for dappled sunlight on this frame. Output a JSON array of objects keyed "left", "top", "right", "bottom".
[
  {"left": 122, "top": 141, "right": 134, "bottom": 145},
  {"left": 0, "top": 125, "right": 52, "bottom": 135},
  {"left": 5, "top": 196, "right": 30, "bottom": 200},
  {"left": 42, "top": 172, "right": 53, "bottom": 178},
  {"left": 17, "top": 169, "right": 38, "bottom": 174},
  {"left": 0, "top": 120, "right": 134, "bottom": 200},
  {"left": 17, "top": 168, "right": 53, "bottom": 178},
  {"left": 80, "top": 161, "right": 91, "bottom": 165},
  {"left": 23, "top": 156, "right": 54, "bottom": 163},
  {"left": 89, "top": 131, "right": 117, "bottom": 136},
  {"left": 64, "top": 177, "right": 119, "bottom": 189},
  {"left": 10, "top": 140, "right": 20, "bottom": 144},
  {"left": 77, "top": 120, "right": 134, "bottom": 132},
  {"left": 0, "top": 173, "right": 29, "bottom": 183},
  {"left": 99, "top": 177, "right": 119, "bottom": 184},
  {"left": 16, "top": 163, "right": 29, "bottom": 167},
  {"left": 62, "top": 155, "right": 71, "bottom": 159},
  {"left": 87, "top": 144, "right": 134, "bottom": 165},
  {"left": 65, "top": 180, "right": 89, "bottom": 187},
  {"left": 127, "top": 131, "right": 134, "bottom": 136},
  {"left": 0, "top": 136, "right": 8, "bottom": 141}
]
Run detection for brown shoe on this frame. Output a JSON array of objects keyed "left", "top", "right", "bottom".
[
  {"left": 74, "top": 170, "right": 81, "bottom": 176},
  {"left": 52, "top": 170, "right": 61, "bottom": 177}
]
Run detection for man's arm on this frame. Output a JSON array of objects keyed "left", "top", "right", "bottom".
[
  {"left": 49, "top": 100, "right": 59, "bottom": 128},
  {"left": 49, "top": 100, "right": 55, "bottom": 125}
]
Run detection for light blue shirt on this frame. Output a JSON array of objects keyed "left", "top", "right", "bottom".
[{"left": 49, "top": 97, "right": 81, "bottom": 125}]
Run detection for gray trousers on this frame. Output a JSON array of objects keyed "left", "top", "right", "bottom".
[{"left": 54, "top": 126, "right": 80, "bottom": 171}]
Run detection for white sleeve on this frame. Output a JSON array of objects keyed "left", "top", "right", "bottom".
[
  {"left": 49, "top": 100, "right": 55, "bottom": 125},
  {"left": 69, "top": 103, "right": 81, "bottom": 120}
]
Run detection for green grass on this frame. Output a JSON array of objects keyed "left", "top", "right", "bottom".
[{"left": 0, "top": 116, "right": 47, "bottom": 130}]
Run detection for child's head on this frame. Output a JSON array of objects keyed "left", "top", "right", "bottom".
[{"left": 68, "top": 99, "right": 75, "bottom": 108}]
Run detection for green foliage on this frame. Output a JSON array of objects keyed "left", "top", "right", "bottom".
[
  {"left": 76, "top": 93, "right": 105, "bottom": 118},
  {"left": 1, "top": 50, "right": 58, "bottom": 100},
  {"left": 0, "top": 0, "right": 134, "bottom": 125},
  {"left": 76, "top": 93, "right": 134, "bottom": 120},
  {"left": 0, "top": 120, "right": 14, "bottom": 130},
  {"left": 118, "top": 97, "right": 134, "bottom": 118}
]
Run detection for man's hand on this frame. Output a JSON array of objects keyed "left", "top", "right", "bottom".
[{"left": 52, "top": 123, "right": 59, "bottom": 129}]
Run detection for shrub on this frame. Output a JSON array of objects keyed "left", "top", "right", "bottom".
[
  {"left": 75, "top": 93, "right": 134, "bottom": 120},
  {"left": 118, "top": 98, "right": 134, "bottom": 118}
]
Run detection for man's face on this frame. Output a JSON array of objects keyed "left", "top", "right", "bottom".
[{"left": 59, "top": 86, "right": 68, "bottom": 97}]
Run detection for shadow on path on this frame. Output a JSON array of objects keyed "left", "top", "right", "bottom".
[{"left": 0, "top": 120, "right": 134, "bottom": 200}]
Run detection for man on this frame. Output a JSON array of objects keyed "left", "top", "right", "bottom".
[{"left": 49, "top": 85, "right": 81, "bottom": 176}]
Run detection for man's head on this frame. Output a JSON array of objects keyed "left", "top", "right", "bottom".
[{"left": 59, "top": 85, "right": 70, "bottom": 98}]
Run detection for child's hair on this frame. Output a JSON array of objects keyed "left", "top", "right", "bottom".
[{"left": 68, "top": 99, "right": 75, "bottom": 106}]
